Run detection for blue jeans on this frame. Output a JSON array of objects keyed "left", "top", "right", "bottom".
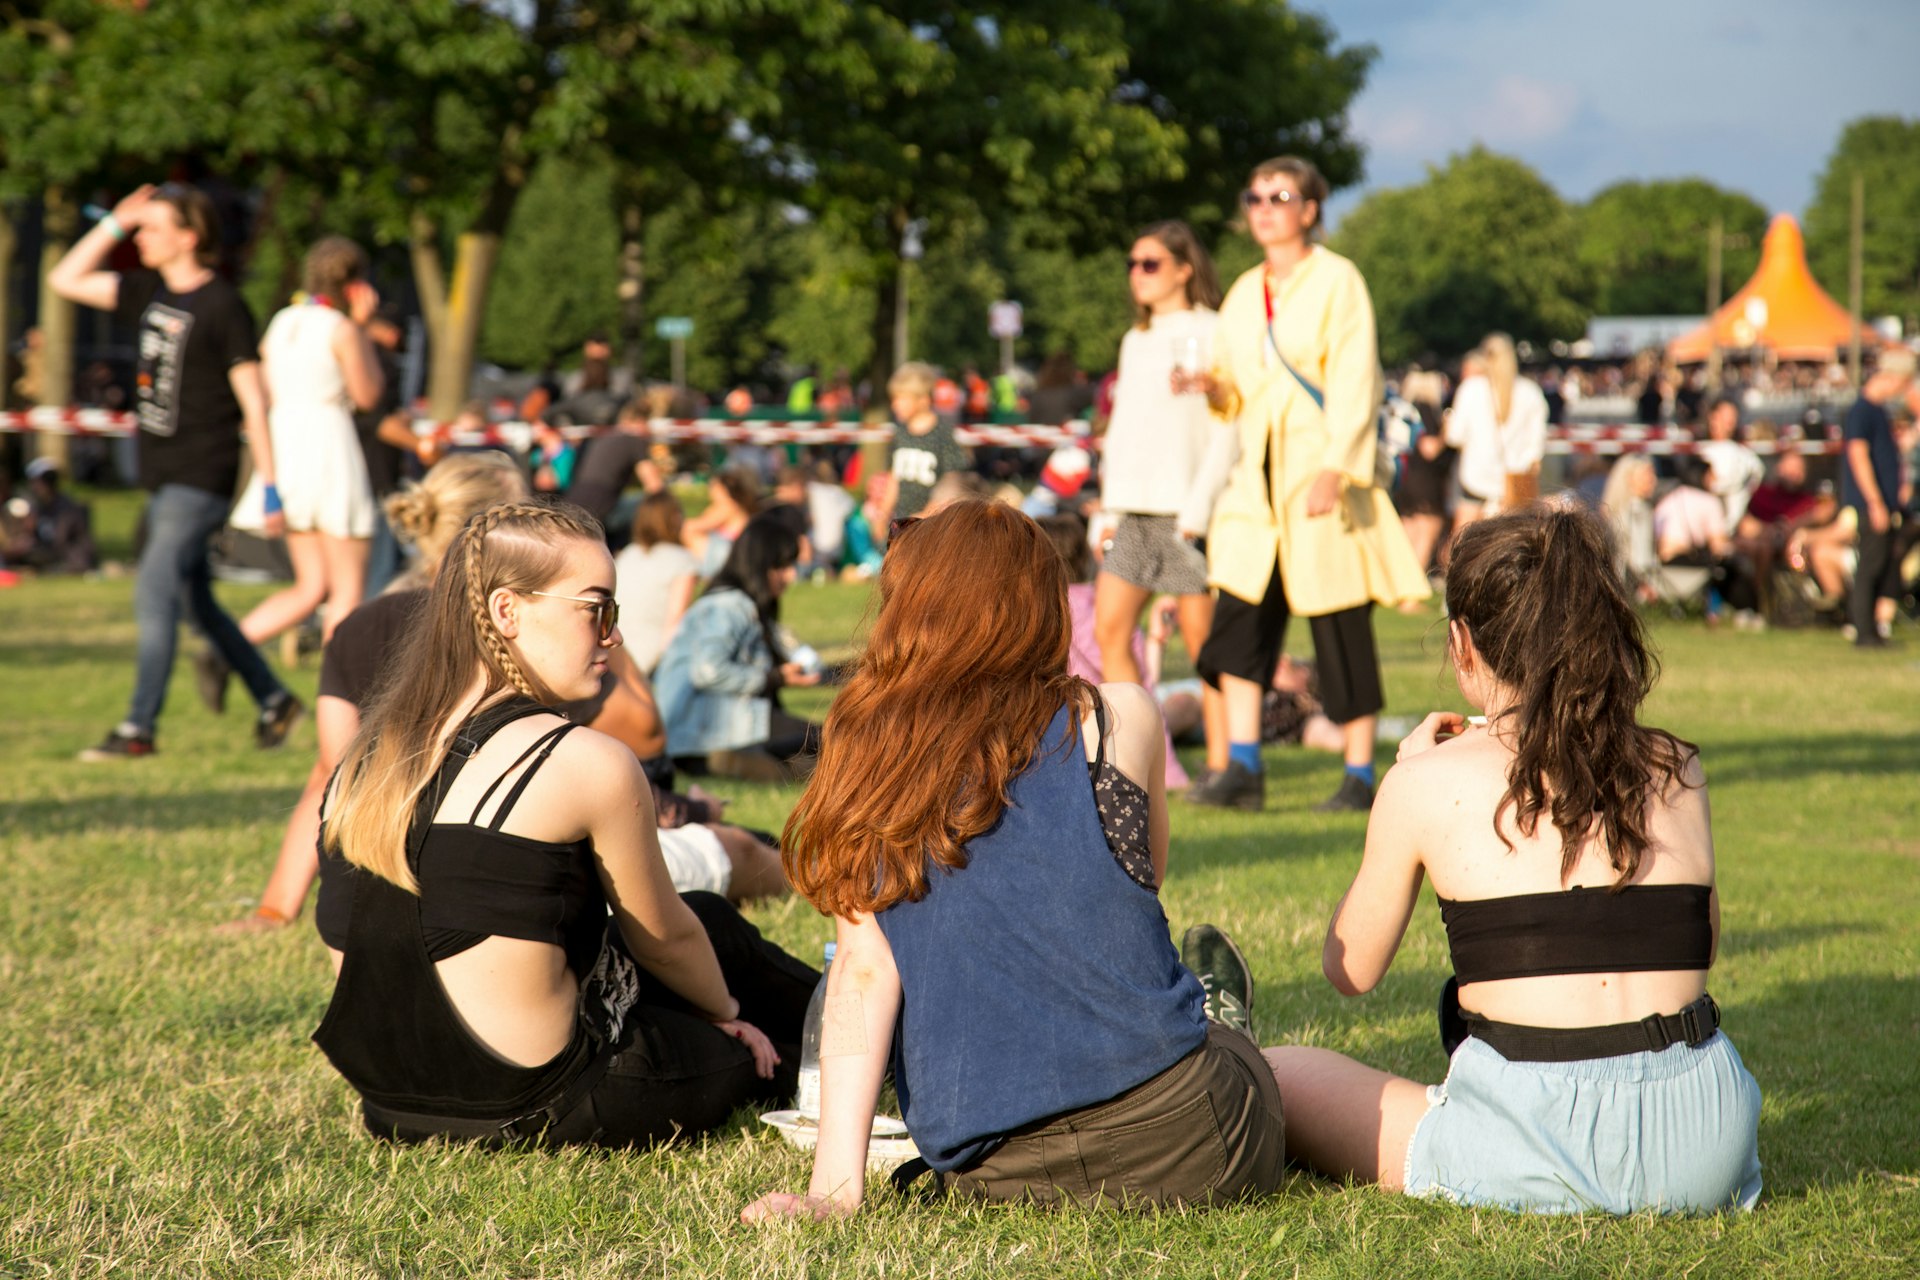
[
  {"left": 363, "top": 505, "right": 404, "bottom": 599},
  {"left": 128, "top": 484, "right": 285, "bottom": 733}
]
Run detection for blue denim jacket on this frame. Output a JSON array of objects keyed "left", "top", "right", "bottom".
[{"left": 652, "top": 589, "right": 774, "bottom": 756}]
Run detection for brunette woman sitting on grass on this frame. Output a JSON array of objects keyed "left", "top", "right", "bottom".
[
  {"left": 312, "top": 500, "right": 815, "bottom": 1147},
  {"left": 1265, "top": 506, "right": 1762, "bottom": 1215},
  {"left": 744, "top": 501, "right": 1286, "bottom": 1220}
]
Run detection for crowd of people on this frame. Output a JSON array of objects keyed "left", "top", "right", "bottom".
[{"left": 29, "top": 154, "right": 1920, "bottom": 1222}]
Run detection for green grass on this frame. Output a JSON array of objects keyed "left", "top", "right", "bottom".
[{"left": 2, "top": 493, "right": 1917, "bottom": 1277}]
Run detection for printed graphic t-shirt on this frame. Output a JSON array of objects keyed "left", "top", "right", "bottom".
[
  {"left": 114, "top": 269, "right": 260, "bottom": 496},
  {"left": 889, "top": 417, "right": 968, "bottom": 519}
]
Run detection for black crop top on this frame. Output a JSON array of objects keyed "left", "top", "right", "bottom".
[
  {"left": 1438, "top": 883, "right": 1713, "bottom": 985},
  {"left": 317, "top": 700, "right": 607, "bottom": 978}
]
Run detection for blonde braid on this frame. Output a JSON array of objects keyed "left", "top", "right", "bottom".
[{"left": 462, "top": 505, "right": 543, "bottom": 701}]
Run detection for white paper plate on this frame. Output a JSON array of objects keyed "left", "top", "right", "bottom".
[{"left": 759, "top": 1110, "right": 919, "bottom": 1170}]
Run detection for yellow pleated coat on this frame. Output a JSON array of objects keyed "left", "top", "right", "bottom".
[{"left": 1205, "top": 250, "right": 1432, "bottom": 614}]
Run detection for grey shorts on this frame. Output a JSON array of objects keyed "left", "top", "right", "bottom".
[
  {"left": 942, "top": 1024, "right": 1286, "bottom": 1208},
  {"left": 1104, "top": 514, "right": 1210, "bottom": 597}
]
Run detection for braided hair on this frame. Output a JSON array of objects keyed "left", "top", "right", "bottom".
[{"left": 323, "top": 498, "right": 605, "bottom": 890}]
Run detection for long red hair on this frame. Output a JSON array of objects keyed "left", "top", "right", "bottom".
[{"left": 782, "top": 500, "right": 1093, "bottom": 916}]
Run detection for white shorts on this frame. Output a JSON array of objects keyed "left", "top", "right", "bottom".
[{"left": 656, "top": 824, "right": 732, "bottom": 896}]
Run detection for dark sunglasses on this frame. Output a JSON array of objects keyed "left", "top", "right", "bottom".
[
  {"left": 888, "top": 516, "right": 921, "bottom": 541},
  {"left": 525, "top": 590, "right": 619, "bottom": 642},
  {"left": 1241, "top": 188, "right": 1298, "bottom": 208},
  {"left": 1127, "top": 257, "right": 1166, "bottom": 274}
]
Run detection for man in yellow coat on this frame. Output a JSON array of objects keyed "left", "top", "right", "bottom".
[{"left": 1188, "top": 157, "right": 1430, "bottom": 813}]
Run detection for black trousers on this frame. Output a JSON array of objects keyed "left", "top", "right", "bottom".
[
  {"left": 1849, "top": 520, "right": 1902, "bottom": 637},
  {"left": 1196, "top": 562, "right": 1384, "bottom": 725}
]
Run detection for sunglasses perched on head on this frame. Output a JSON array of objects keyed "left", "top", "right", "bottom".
[
  {"left": 888, "top": 516, "right": 922, "bottom": 541},
  {"left": 1127, "top": 256, "right": 1166, "bottom": 274},
  {"left": 1241, "top": 188, "right": 1299, "bottom": 208},
  {"left": 525, "top": 590, "right": 620, "bottom": 641}
]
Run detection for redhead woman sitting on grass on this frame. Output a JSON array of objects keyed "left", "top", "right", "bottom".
[{"left": 744, "top": 501, "right": 1287, "bottom": 1220}]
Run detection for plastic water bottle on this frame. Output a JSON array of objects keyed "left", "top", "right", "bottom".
[{"left": 793, "top": 941, "right": 836, "bottom": 1120}]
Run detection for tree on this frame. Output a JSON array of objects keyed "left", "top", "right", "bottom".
[
  {"left": 1576, "top": 179, "right": 1768, "bottom": 316},
  {"left": 1804, "top": 116, "right": 1920, "bottom": 330},
  {"left": 1332, "top": 147, "right": 1590, "bottom": 364}
]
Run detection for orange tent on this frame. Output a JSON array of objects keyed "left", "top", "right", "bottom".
[{"left": 1668, "top": 214, "right": 1876, "bottom": 363}]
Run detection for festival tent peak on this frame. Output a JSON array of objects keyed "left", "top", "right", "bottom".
[{"left": 1668, "top": 214, "right": 1876, "bottom": 363}]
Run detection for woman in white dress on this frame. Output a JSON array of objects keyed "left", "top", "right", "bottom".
[
  {"left": 1443, "top": 333, "right": 1547, "bottom": 532},
  {"left": 239, "top": 236, "right": 385, "bottom": 645}
]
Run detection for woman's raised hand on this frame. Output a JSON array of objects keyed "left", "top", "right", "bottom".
[
  {"left": 346, "top": 278, "right": 381, "bottom": 326},
  {"left": 714, "top": 1018, "right": 780, "bottom": 1078},
  {"left": 1395, "top": 712, "right": 1468, "bottom": 762},
  {"left": 780, "top": 662, "right": 822, "bottom": 688}
]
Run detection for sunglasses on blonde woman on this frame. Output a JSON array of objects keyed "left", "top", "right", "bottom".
[{"left": 524, "top": 591, "right": 620, "bottom": 641}]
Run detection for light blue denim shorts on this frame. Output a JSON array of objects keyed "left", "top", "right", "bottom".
[{"left": 1405, "top": 1031, "right": 1763, "bottom": 1215}]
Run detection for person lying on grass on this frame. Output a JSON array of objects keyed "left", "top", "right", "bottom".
[
  {"left": 743, "top": 499, "right": 1285, "bottom": 1218},
  {"left": 313, "top": 499, "right": 817, "bottom": 1148},
  {"left": 1264, "top": 506, "right": 1763, "bottom": 1214}
]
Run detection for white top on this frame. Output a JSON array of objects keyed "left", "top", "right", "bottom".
[
  {"left": 1444, "top": 375, "right": 1549, "bottom": 504},
  {"left": 1697, "top": 440, "right": 1764, "bottom": 533},
  {"left": 1101, "top": 308, "right": 1235, "bottom": 530},
  {"left": 614, "top": 540, "right": 700, "bottom": 673},
  {"left": 241, "top": 303, "right": 373, "bottom": 538},
  {"left": 263, "top": 305, "right": 352, "bottom": 410}
]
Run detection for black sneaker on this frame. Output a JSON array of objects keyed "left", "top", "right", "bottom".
[
  {"left": 78, "top": 727, "right": 156, "bottom": 761},
  {"left": 255, "top": 693, "right": 305, "bottom": 749},
  {"left": 1312, "top": 772, "right": 1375, "bottom": 813},
  {"left": 192, "top": 648, "right": 231, "bottom": 714},
  {"left": 1182, "top": 924, "right": 1253, "bottom": 1035},
  {"left": 1184, "top": 759, "right": 1264, "bottom": 811}
]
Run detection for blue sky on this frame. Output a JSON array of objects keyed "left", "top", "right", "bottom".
[{"left": 1319, "top": 0, "right": 1919, "bottom": 225}]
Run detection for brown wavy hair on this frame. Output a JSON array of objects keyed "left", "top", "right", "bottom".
[
  {"left": 781, "top": 500, "right": 1094, "bottom": 916},
  {"left": 1446, "top": 506, "right": 1698, "bottom": 889},
  {"left": 1131, "top": 219, "right": 1223, "bottom": 330}
]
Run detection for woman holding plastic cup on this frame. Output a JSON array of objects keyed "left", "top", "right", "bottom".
[{"left": 1092, "top": 221, "right": 1236, "bottom": 779}]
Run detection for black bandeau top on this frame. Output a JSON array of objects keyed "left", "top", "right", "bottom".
[{"left": 1438, "top": 883, "right": 1713, "bottom": 985}]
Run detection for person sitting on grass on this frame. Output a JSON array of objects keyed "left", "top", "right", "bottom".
[
  {"left": 222, "top": 454, "right": 786, "bottom": 935},
  {"left": 312, "top": 499, "right": 816, "bottom": 1148},
  {"left": 652, "top": 513, "right": 822, "bottom": 782},
  {"left": 1263, "top": 506, "right": 1762, "bottom": 1216},
  {"left": 743, "top": 500, "right": 1284, "bottom": 1220}
]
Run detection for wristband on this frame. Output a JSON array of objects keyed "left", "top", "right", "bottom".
[
  {"left": 99, "top": 213, "right": 127, "bottom": 241},
  {"left": 261, "top": 483, "right": 283, "bottom": 516}
]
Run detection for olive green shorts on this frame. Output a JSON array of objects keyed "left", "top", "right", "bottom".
[{"left": 941, "top": 1024, "right": 1286, "bottom": 1209}]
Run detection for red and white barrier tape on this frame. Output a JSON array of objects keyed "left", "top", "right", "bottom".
[{"left": 0, "top": 408, "right": 1843, "bottom": 455}]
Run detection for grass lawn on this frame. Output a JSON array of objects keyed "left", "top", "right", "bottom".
[{"left": 2, "top": 491, "right": 1917, "bottom": 1277}]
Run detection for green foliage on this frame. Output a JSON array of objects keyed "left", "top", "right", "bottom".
[
  {"left": 1804, "top": 115, "right": 1920, "bottom": 327},
  {"left": 1333, "top": 147, "right": 1591, "bottom": 364},
  {"left": 482, "top": 155, "right": 623, "bottom": 370},
  {"left": 1577, "top": 179, "right": 1769, "bottom": 316}
]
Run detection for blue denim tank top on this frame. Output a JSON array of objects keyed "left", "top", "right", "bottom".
[{"left": 877, "top": 703, "right": 1208, "bottom": 1172}]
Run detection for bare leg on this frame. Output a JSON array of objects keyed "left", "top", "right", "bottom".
[
  {"left": 1300, "top": 714, "right": 1346, "bottom": 753},
  {"left": 242, "top": 531, "right": 329, "bottom": 644},
  {"left": 712, "top": 824, "right": 790, "bottom": 903},
  {"left": 1093, "top": 571, "right": 1152, "bottom": 685},
  {"left": 316, "top": 533, "right": 372, "bottom": 643},
  {"left": 1400, "top": 513, "right": 1442, "bottom": 576},
  {"left": 1263, "top": 1045, "right": 1432, "bottom": 1190},
  {"left": 1201, "top": 683, "right": 1229, "bottom": 771},
  {"left": 1173, "top": 593, "right": 1214, "bottom": 672},
  {"left": 1342, "top": 716, "right": 1375, "bottom": 770},
  {"left": 1221, "top": 671, "right": 1265, "bottom": 745}
]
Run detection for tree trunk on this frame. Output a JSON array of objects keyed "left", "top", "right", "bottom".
[
  {"left": 35, "top": 189, "right": 78, "bottom": 469},
  {"left": 618, "top": 197, "right": 645, "bottom": 387},
  {"left": 865, "top": 206, "right": 912, "bottom": 392},
  {"left": 0, "top": 209, "right": 14, "bottom": 407},
  {"left": 425, "top": 230, "right": 504, "bottom": 421}
]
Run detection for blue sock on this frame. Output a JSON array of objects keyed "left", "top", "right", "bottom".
[
  {"left": 1344, "top": 762, "right": 1375, "bottom": 788},
  {"left": 1228, "top": 741, "right": 1262, "bottom": 773}
]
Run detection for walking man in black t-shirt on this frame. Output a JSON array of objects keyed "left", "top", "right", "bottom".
[
  {"left": 48, "top": 182, "right": 303, "bottom": 758},
  {"left": 1841, "top": 348, "right": 1915, "bottom": 648}
]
